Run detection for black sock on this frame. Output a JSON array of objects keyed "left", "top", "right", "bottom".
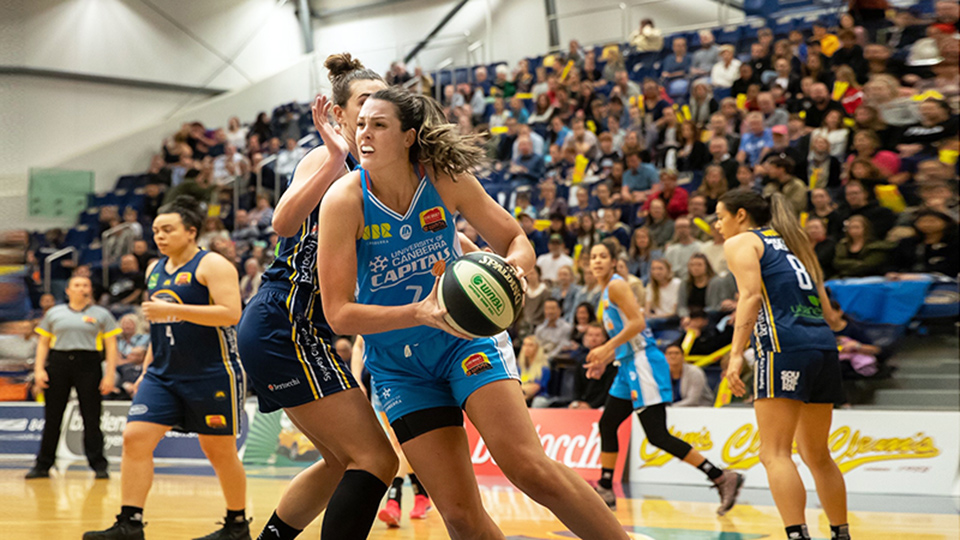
[
  {"left": 598, "top": 468, "right": 614, "bottom": 490},
  {"left": 831, "top": 524, "right": 850, "bottom": 540},
  {"left": 320, "top": 470, "right": 388, "bottom": 540},
  {"left": 697, "top": 459, "right": 724, "bottom": 482},
  {"left": 119, "top": 506, "right": 144, "bottom": 524},
  {"left": 409, "top": 473, "right": 428, "bottom": 498},
  {"left": 387, "top": 476, "right": 404, "bottom": 506},
  {"left": 785, "top": 524, "right": 810, "bottom": 540},
  {"left": 258, "top": 511, "right": 301, "bottom": 540},
  {"left": 226, "top": 508, "right": 246, "bottom": 524}
]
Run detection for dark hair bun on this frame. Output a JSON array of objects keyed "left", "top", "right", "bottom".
[
  {"left": 171, "top": 195, "right": 202, "bottom": 213},
  {"left": 325, "top": 53, "right": 365, "bottom": 82}
]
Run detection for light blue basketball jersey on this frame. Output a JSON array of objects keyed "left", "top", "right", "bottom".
[
  {"left": 601, "top": 274, "right": 672, "bottom": 408},
  {"left": 355, "top": 168, "right": 463, "bottom": 348}
]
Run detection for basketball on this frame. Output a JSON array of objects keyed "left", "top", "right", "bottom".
[{"left": 437, "top": 252, "right": 524, "bottom": 338}]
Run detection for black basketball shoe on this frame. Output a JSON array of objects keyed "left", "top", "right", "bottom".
[
  {"left": 193, "top": 517, "right": 252, "bottom": 540},
  {"left": 82, "top": 516, "right": 145, "bottom": 540}
]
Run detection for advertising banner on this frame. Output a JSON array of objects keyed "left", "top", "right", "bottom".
[
  {"left": 465, "top": 408, "right": 631, "bottom": 482},
  {"left": 58, "top": 401, "right": 251, "bottom": 461},
  {"left": 0, "top": 403, "right": 45, "bottom": 456},
  {"left": 628, "top": 407, "right": 960, "bottom": 496}
]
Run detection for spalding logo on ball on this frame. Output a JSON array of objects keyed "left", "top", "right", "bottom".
[{"left": 437, "top": 252, "right": 524, "bottom": 338}]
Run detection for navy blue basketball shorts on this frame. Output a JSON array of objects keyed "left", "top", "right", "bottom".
[
  {"left": 128, "top": 367, "right": 245, "bottom": 436},
  {"left": 754, "top": 348, "right": 844, "bottom": 404},
  {"left": 237, "top": 286, "right": 357, "bottom": 413}
]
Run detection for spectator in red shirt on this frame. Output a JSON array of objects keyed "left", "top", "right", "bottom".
[{"left": 642, "top": 169, "right": 689, "bottom": 219}]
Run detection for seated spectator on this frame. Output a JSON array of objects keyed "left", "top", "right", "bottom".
[
  {"left": 806, "top": 216, "right": 837, "bottom": 278},
  {"left": 642, "top": 170, "right": 689, "bottom": 219},
  {"left": 676, "top": 122, "right": 709, "bottom": 173},
  {"left": 711, "top": 45, "right": 742, "bottom": 91},
  {"left": 630, "top": 18, "right": 663, "bottom": 52},
  {"left": 615, "top": 258, "right": 646, "bottom": 304},
  {"left": 102, "top": 254, "right": 144, "bottom": 314},
  {"left": 677, "top": 253, "right": 715, "bottom": 318},
  {"left": 276, "top": 138, "right": 307, "bottom": 181},
  {"left": 592, "top": 133, "right": 621, "bottom": 180},
  {"left": 833, "top": 215, "right": 892, "bottom": 277},
  {"left": 567, "top": 323, "right": 619, "bottom": 409},
  {"left": 891, "top": 209, "right": 959, "bottom": 276},
  {"left": 731, "top": 63, "right": 757, "bottom": 99},
  {"left": 898, "top": 99, "right": 958, "bottom": 159},
  {"left": 509, "top": 136, "right": 546, "bottom": 187},
  {"left": 547, "top": 114, "right": 572, "bottom": 148},
  {"left": 646, "top": 258, "right": 682, "bottom": 319},
  {"left": 805, "top": 135, "right": 843, "bottom": 190},
  {"left": 621, "top": 149, "right": 659, "bottom": 203},
  {"left": 737, "top": 112, "right": 774, "bottom": 166},
  {"left": 537, "top": 234, "right": 574, "bottom": 283},
  {"left": 568, "top": 302, "right": 597, "bottom": 345},
  {"left": 685, "top": 309, "right": 735, "bottom": 355},
  {"left": 492, "top": 64, "right": 516, "bottom": 98},
  {"left": 116, "top": 314, "right": 149, "bottom": 359},
  {"left": 757, "top": 92, "right": 789, "bottom": 129},
  {"left": 198, "top": 216, "right": 230, "bottom": 251},
  {"left": 513, "top": 124, "right": 546, "bottom": 158},
  {"left": 240, "top": 258, "right": 262, "bottom": 305},
  {"left": 562, "top": 117, "right": 601, "bottom": 161},
  {"left": 803, "top": 83, "right": 846, "bottom": 130},
  {"left": 690, "top": 31, "right": 719, "bottom": 78},
  {"left": 699, "top": 223, "right": 729, "bottom": 275},
  {"left": 810, "top": 109, "right": 850, "bottom": 159},
  {"left": 661, "top": 37, "right": 692, "bottom": 93},
  {"left": 551, "top": 266, "right": 583, "bottom": 321},
  {"left": 898, "top": 173, "right": 960, "bottom": 224},
  {"left": 110, "top": 344, "right": 145, "bottom": 400},
  {"left": 665, "top": 344, "right": 715, "bottom": 407},
  {"left": 847, "top": 129, "right": 900, "bottom": 177},
  {"left": 592, "top": 181, "right": 620, "bottom": 211},
  {"left": 771, "top": 57, "right": 802, "bottom": 98},
  {"left": 627, "top": 227, "right": 663, "bottom": 284},
  {"left": 508, "top": 96, "right": 530, "bottom": 125},
  {"left": 747, "top": 41, "right": 772, "bottom": 80},
  {"left": 689, "top": 80, "right": 719, "bottom": 129},
  {"left": 535, "top": 298, "right": 573, "bottom": 361},
  {"left": 848, "top": 158, "right": 887, "bottom": 190},
  {"left": 811, "top": 21, "right": 839, "bottom": 57},
  {"left": 759, "top": 124, "right": 803, "bottom": 167},
  {"left": 517, "top": 265, "right": 548, "bottom": 338},
  {"left": 664, "top": 217, "right": 702, "bottom": 280},
  {"left": 598, "top": 207, "right": 631, "bottom": 248},
  {"left": 518, "top": 336, "right": 552, "bottom": 407},
  {"left": 489, "top": 97, "right": 511, "bottom": 128},
  {"left": 529, "top": 93, "right": 555, "bottom": 130},
  {"left": 762, "top": 157, "right": 807, "bottom": 215},
  {"left": 832, "top": 30, "right": 867, "bottom": 81},
  {"left": 247, "top": 192, "right": 275, "bottom": 230},
  {"left": 519, "top": 211, "right": 548, "bottom": 256},
  {"left": 886, "top": 7, "right": 928, "bottom": 51},
  {"left": 645, "top": 198, "right": 675, "bottom": 248},
  {"left": 707, "top": 136, "right": 740, "bottom": 189},
  {"left": 834, "top": 66, "right": 864, "bottom": 116},
  {"left": 696, "top": 165, "right": 729, "bottom": 214},
  {"left": 575, "top": 211, "right": 601, "bottom": 253},
  {"left": 840, "top": 180, "right": 896, "bottom": 239}
]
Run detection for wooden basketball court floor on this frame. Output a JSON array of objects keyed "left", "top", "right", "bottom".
[{"left": 1, "top": 460, "right": 957, "bottom": 539}]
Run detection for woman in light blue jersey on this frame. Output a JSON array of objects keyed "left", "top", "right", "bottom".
[
  {"left": 585, "top": 238, "right": 743, "bottom": 514},
  {"left": 318, "top": 87, "right": 628, "bottom": 540},
  {"left": 717, "top": 190, "right": 849, "bottom": 540}
]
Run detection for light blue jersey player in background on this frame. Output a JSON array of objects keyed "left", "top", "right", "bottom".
[
  {"left": 585, "top": 239, "right": 743, "bottom": 514},
  {"left": 318, "top": 87, "right": 629, "bottom": 540}
]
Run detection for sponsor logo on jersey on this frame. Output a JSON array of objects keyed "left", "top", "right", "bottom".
[
  {"left": 82, "top": 316, "right": 97, "bottom": 324},
  {"left": 267, "top": 378, "right": 301, "bottom": 392},
  {"left": 790, "top": 295, "right": 824, "bottom": 319},
  {"left": 462, "top": 352, "right": 493, "bottom": 377},
  {"left": 630, "top": 390, "right": 638, "bottom": 402},
  {"left": 163, "top": 279, "right": 171, "bottom": 286},
  {"left": 213, "top": 390, "right": 227, "bottom": 401},
  {"left": 362, "top": 223, "right": 393, "bottom": 241},
  {"left": 400, "top": 224, "right": 413, "bottom": 240},
  {"left": 175, "top": 272, "right": 192, "bottom": 286},
  {"left": 205, "top": 415, "right": 227, "bottom": 429},
  {"left": 419, "top": 207, "right": 447, "bottom": 232},
  {"left": 147, "top": 273, "right": 159, "bottom": 289},
  {"left": 367, "top": 236, "right": 452, "bottom": 291}
]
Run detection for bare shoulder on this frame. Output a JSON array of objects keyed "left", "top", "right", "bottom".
[
  {"left": 322, "top": 170, "right": 364, "bottom": 208},
  {"left": 145, "top": 259, "right": 159, "bottom": 278},
  {"left": 723, "top": 231, "right": 762, "bottom": 256},
  {"left": 197, "top": 250, "right": 239, "bottom": 284}
]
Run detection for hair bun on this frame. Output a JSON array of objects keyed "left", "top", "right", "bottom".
[
  {"left": 172, "top": 194, "right": 202, "bottom": 213},
  {"left": 325, "top": 53, "right": 365, "bottom": 82}
]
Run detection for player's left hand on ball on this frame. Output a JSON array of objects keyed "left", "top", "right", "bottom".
[{"left": 415, "top": 276, "right": 472, "bottom": 340}]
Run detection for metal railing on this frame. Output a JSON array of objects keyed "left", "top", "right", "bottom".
[
  {"left": 43, "top": 247, "right": 77, "bottom": 294},
  {"left": 101, "top": 222, "right": 137, "bottom": 285}
]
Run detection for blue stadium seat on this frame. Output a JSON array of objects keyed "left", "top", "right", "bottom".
[
  {"left": 774, "top": 17, "right": 794, "bottom": 37},
  {"left": 115, "top": 174, "right": 148, "bottom": 191},
  {"left": 64, "top": 226, "right": 94, "bottom": 249},
  {"left": 717, "top": 25, "right": 741, "bottom": 45},
  {"left": 79, "top": 246, "right": 102, "bottom": 266}
]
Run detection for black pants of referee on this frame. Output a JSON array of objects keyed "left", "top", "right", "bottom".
[{"left": 35, "top": 350, "right": 107, "bottom": 472}]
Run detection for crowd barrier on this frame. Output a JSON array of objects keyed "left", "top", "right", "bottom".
[{"left": 2, "top": 402, "right": 957, "bottom": 496}]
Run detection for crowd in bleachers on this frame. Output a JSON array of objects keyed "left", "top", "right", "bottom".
[{"left": 3, "top": 1, "right": 958, "bottom": 407}]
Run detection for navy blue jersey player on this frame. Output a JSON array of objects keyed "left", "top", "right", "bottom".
[
  {"left": 317, "top": 87, "right": 629, "bottom": 540},
  {"left": 717, "top": 190, "right": 851, "bottom": 540},
  {"left": 84, "top": 196, "right": 249, "bottom": 540},
  {"left": 235, "top": 53, "right": 397, "bottom": 540}
]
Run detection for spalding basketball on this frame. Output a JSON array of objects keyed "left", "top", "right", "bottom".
[{"left": 437, "top": 252, "right": 524, "bottom": 338}]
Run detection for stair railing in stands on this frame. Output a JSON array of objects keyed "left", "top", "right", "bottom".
[
  {"left": 43, "top": 247, "right": 77, "bottom": 295},
  {"left": 101, "top": 222, "right": 137, "bottom": 286}
]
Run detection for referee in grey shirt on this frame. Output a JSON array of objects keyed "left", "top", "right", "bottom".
[{"left": 26, "top": 275, "right": 120, "bottom": 479}]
